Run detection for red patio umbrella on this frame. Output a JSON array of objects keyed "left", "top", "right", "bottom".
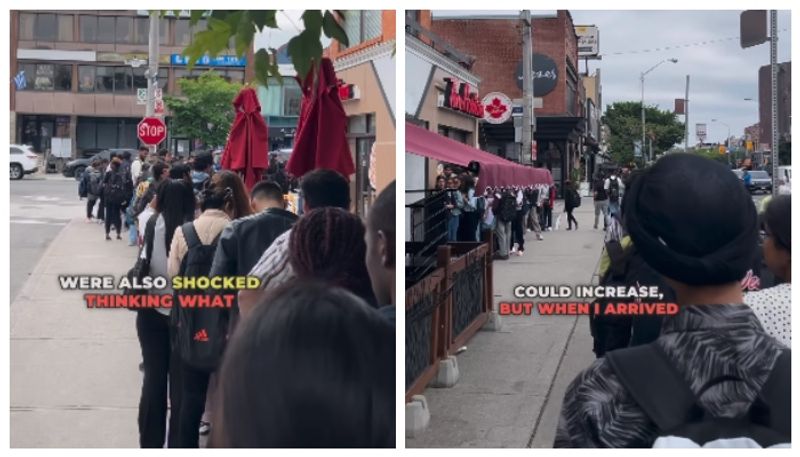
[
  {"left": 221, "top": 87, "right": 269, "bottom": 191},
  {"left": 286, "top": 58, "right": 355, "bottom": 180}
]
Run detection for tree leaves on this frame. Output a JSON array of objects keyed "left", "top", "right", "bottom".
[
  {"left": 604, "top": 101, "right": 685, "bottom": 165},
  {"left": 287, "top": 30, "right": 323, "bottom": 79},
  {"left": 165, "top": 10, "right": 345, "bottom": 86},
  {"left": 323, "top": 11, "right": 349, "bottom": 47},
  {"left": 164, "top": 71, "right": 242, "bottom": 148}
]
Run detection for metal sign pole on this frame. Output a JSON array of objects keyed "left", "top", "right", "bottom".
[
  {"left": 147, "top": 11, "right": 159, "bottom": 154},
  {"left": 770, "top": 10, "right": 779, "bottom": 196},
  {"left": 521, "top": 10, "right": 534, "bottom": 165}
]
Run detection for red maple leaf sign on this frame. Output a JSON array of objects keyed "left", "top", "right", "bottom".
[{"left": 485, "top": 97, "right": 508, "bottom": 119}]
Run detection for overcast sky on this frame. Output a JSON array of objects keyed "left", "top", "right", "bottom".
[
  {"left": 253, "top": 11, "right": 331, "bottom": 52},
  {"left": 434, "top": 10, "right": 791, "bottom": 144}
]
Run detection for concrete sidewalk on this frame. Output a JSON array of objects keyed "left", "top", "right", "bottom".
[
  {"left": 407, "top": 199, "right": 604, "bottom": 448},
  {"left": 10, "top": 218, "right": 141, "bottom": 447}
]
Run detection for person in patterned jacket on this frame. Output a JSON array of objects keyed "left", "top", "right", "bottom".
[{"left": 555, "top": 154, "right": 789, "bottom": 448}]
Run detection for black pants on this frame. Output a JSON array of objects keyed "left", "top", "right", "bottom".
[
  {"left": 105, "top": 202, "right": 122, "bottom": 236},
  {"left": 86, "top": 198, "right": 98, "bottom": 219},
  {"left": 178, "top": 365, "right": 211, "bottom": 448},
  {"left": 511, "top": 210, "right": 526, "bottom": 252},
  {"left": 458, "top": 211, "right": 480, "bottom": 242},
  {"left": 97, "top": 195, "right": 105, "bottom": 221},
  {"left": 136, "top": 309, "right": 182, "bottom": 448},
  {"left": 566, "top": 208, "right": 578, "bottom": 229}
]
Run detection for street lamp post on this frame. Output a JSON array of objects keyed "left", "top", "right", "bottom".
[
  {"left": 641, "top": 58, "right": 678, "bottom": 164},
  {"left": 711, "top": 119, "right": 731, "bottom": 146}
]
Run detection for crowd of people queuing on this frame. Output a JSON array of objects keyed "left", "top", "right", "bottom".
[
  {"left": 434, "top": 163, "right": 569, "bottom": 260},
  {"left": 79, "top": 146, "right": 396, "bottom": 448},
  {"left": 555, "top": 154, "right": 791, "bottom": 448}
]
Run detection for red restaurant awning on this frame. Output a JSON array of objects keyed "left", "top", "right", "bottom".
[{"left": 405, "top": 122, "right": 553, "bottom": 190}]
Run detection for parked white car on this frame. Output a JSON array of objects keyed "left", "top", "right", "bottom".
[{"left": 10, "top": 144, "right": 40, "bottom": 180}]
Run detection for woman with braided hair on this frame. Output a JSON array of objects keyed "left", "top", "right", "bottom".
[{"left": 288, "top": 207, "right": 377, "bottom": 307}]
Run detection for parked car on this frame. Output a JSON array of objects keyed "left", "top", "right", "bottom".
[
  {"left": 10, "top": 144, "right": 40, "bottom": 180},
  {"left": 63, "top": 148, "right": 136, "bottom": 179},
  {"left": 746, "top": 170, "right": 773, "bottom": 194}
]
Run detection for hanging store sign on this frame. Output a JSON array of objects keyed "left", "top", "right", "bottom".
[
  {"left": 575, "top": 25, "right": 600, "bottom": 57},
  {"left": 438, "top": 78, "right": 484, "bottom": 119},
  {"left": 170, "top": 54, "right": 247, "bottom": 67},
  {"left": 515, "top": 54, "right": 559, "bottom": 96},
  {"left": 482, "top": 92, "right": 513, "bottom": 124}
]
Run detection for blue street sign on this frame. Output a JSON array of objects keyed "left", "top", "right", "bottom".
[
  {"left": 14, "top": 70, "right": 26, "bottom": 90},
  {"left": 170, "top": 54, "right": 247, "bottom": 67}
]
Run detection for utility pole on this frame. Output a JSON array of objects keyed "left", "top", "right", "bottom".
[
  {"left": 520, "top": 10, "right": 534, "bottom": 165},
  {"left": 146, "top": 11, "right": 160, "bottom": 153},
  {"left": 684, "top": 75, "right": 690, "bottom": 152},
  {"left": 770, "top": 10, "right": 779, "bottom": 196}
]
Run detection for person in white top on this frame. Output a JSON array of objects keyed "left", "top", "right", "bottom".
[
  {"left": 604, "top": 172, "right": 625, "bottom": 219},
  {"left": 745, "top": 195, "right": 791, "bottom": 347},
  {"left": 131, "top": 146, "right": 148, "bottom": 183}
]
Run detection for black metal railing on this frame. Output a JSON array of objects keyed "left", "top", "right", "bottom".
[
  {"left": 451, "top": 254, "right": 486, "bottom": 338},
  {"left": 405, "top": 190, "right": 448, "bottom": 287}
]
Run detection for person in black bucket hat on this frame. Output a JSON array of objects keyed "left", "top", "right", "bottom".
[{"left": 555, "top": 154, "right": 790, "bottom": 448}]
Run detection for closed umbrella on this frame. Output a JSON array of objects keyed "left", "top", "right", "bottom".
[
  {"left": 221, "top": 87, "right": 269, "bottom": 191},
  {"left": 286, "top": 58, "right": 355, "bottom": 180}
]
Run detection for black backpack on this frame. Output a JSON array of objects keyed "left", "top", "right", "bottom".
[
  {"left": 497, "top": 194, "right": 517, "bottom": 222},
  {"left": 89, "top": 170, "right": 103, "bottom": 197},
  {"left": 172, "top": 222, "right": 227, "bottom": 373},
  {"left": 105, "top": 171, "right": 127, "bottom": 204},
  {"left": 608, "top": 177, "right": 621, "bottom": 203},
  {"left": 607, "top": 345, "right": 791, "bottom": 448}
]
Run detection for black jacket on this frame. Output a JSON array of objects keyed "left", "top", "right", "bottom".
[{"left": 209, "top": 207, "right": 298, "bottom": 278}]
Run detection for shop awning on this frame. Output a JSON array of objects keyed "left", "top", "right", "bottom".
[{"left": 405, "top": 122, "right": 553, "bottom": 190}]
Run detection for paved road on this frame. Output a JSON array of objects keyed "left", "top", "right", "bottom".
[{"left": 10, "top": 175, "right": 83, "bottom": 301}]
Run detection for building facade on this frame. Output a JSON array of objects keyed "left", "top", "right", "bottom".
[
  {"left": 430, "top": 10, "right": 585, "bottom": 194},
  {"left": 328, "top": 10, "right": 396, "bottom": 216},
  {"left": 405, "top": 10, "right": 482, "bottom": 206},
  {"left": 10, "top": 10, "right": 254, "bottom": 159}
]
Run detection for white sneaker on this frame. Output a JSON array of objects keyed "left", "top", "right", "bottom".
[
  {"left": 537, "top": 234, "right": 544, "bottom": 241},
  {"left": 517, "top": 250, "right": 524, "bottom": 257}
]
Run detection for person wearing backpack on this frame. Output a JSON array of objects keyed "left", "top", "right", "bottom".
[
  {"left": 80, "top": 160, "right": 103, "bottom": 223},
  {"left": 102, "top": 158, "right": 129, "bottom": 240},
  {"left": 493, "top": 187, "right": 517, "bottom": 260},
  {"left": 135, "top": 179, "right": 196, "bottom": 448},
  {"left": 564, "top": 181, "right": 580, "bottom": 231},
  {"left": 167, "top": 183, "right": 237, "bottom": 448},
  {"left": 604, "top": 171, "right": 624, "bottom": 220},
  {"left": 556, "top": 154, "right": 790, "bottom": 448}
]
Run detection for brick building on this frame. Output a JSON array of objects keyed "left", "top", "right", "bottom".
[{"left": 430, "top": 10, "right": 586, "bottom": 193}]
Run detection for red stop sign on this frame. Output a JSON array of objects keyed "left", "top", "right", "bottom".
[{"left": 138, "top": 117, "right": 167, "bottom": 146}]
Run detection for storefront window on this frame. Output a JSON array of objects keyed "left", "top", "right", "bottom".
[
  {"left": 97, "top": 16, "right": 115, "bottom": 44},
  {"left": 133, "top": 67, "right": 147, "bottom": 90},
  {"left": 158, "top": 68, "right": 169, "bottom": 90},
  {"left": 19, "top": 13, "right": 35, "bottom": 40},
  {"left": 283, "top": 82, "right": 302, "bottom": 116},
  {"left": 114, "top": 67, "right": 132, "bottom": 94},
  {"left": 33, "top": 64, "right": 54, "bottom": 91},
  {"left": 34, "top": 13, "right": 57, "bottom": 41},
  {"left": 78, "top": 66, "right": 95, "bottom": 92},
  {"left": 18, "top": 63, "right": 36, "bottom": 90},
  {"left": 53, "top": 64, "right": 72, "bottom": 91},
  {"left": 95, "top": 67, "right": 114, "bottom": 93},
  {"left": 160, "top": 18, "right": 169, "bottom": 44},
  {"left": 79, "top": 15, "right": 97, "bottom": 42}
]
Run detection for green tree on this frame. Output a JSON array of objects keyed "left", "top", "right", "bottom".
[
  {"left": 168, "top": 10, "right": 348, "bottom": 85},
  {"left": 604, "top": 101, "right": 685, "bottom": 165},
  {"left": 164, "top": 71, "right": 242, "bottom": 148}
]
